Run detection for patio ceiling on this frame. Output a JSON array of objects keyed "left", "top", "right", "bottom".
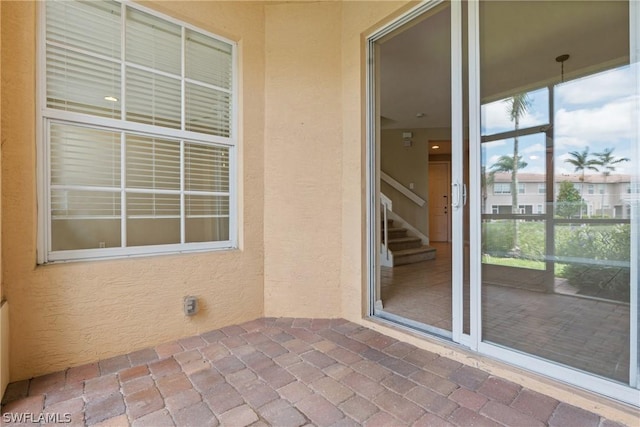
[{"left": 379, "top": 1, "right": 629, "bottom": 131}]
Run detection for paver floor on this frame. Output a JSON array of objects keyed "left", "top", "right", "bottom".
[
  {"left": 0, "top": 318, "right": 629, "bottom": 426},
  {"left": 381, "top": 242, "right": 630, "bottom": 383}
]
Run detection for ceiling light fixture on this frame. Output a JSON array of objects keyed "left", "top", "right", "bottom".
[
  {"left": 416, "top": 112, "right": 425, "bottom": 118},
  {"left": 555, "top": 54, "right": 570, "bottom": 83},
  {"left": 104, "top": 96, "right": 119, "bottom": 102},
  {"left": 432, "top": 145, "right": 440, "bottom": 150}
]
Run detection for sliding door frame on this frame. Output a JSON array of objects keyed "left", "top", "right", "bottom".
[
  {"left": 366, "top": 0, "right": 639, "bottom": 407},
  {"left": 468, "top": 0, "right": 640, "bottom": 406}
]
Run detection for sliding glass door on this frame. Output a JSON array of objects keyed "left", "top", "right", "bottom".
[
  {"left": 473, "top": 0, "right": 639, "bottom": 403},
  {"left": 368, "top": 0, "right": 639, "bottom": 406}
]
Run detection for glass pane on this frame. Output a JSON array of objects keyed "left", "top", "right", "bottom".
[
  {"left": 51, "top": 189, "right": 121, "bottom": 251},
  {"left": 47, "top": 0, "right": 121, "bottom": 59},
  {"left": 126, "top": 193, "right": 180, "bottom": 246},
  {"left": 555, "top": 67, "right": 635, "bottom": 220},
  {"left": 376, "top": 3, "right": 452, "bottom": 335},
  {"left": 126, "top": 67, "right": 181, "bottom": 129},
  {"left": 481, "top": 88, "right": 548, "bottom": 136},
  {"left": 125, "top": 8, "right": 181, "bottom": 75},
  {"left": 185, "top": 144, "right": 229, "bottom": 193},
  {"left": 482, "top": 134, "right": 546, "bottom": 217},
  {"left": 186, "top": 30, "right": 233, "bottom": 89},
  {"left": 480, "top": 0, "right": 633, "bottom": 384},
  {"left": 126, "top": 135, "right": 180, "bottom": 190},
  {"left": 185, "top": 83, "right": 231, "bottom": 137},
  {"left": 185, "top": 193, "right": 229, "bottom": 243},
  {"left": 47, "top": 46, "right": 121, "bottom": 118},
  {"left": 50, "top": 123, "right": 121, "bottom": 188}
]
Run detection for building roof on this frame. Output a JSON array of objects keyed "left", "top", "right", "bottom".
[{"left": 489, "top": 172, "right": 631, "bottom": 184}]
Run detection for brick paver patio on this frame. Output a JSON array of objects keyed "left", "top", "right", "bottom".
[{"left": 0, "top": 318, "right": 629, "bottom": 426}]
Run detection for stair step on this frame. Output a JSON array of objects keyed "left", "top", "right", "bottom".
[
  {"left": 394, "top": 245, "right": 437, "bottom": 266},
  {"left": 387, "top": 227, "right": 408, "bottom": 239},
  {"left": 388, "top": 236, "right": 422, "bottom": 251}
]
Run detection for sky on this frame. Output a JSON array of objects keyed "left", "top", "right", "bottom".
[{"left": 481, "top": 65, "right": 637, "bottom": 178}]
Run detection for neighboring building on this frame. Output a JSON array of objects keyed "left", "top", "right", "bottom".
[{"left": 486, "top": 172, "right": 632, "bottom": 218}]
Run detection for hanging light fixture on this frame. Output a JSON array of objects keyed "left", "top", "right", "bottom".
[{"left": 555, "top": 54, "right": 570, "bottom": 83}]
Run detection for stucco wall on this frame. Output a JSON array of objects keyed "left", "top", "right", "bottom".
[
  {"left": 262, "top": 1, "right": 414, "bottom": 319},
  {"left": 1, "top": 1, "right": 265, "bottom": 380},
  {"left": 263, "top": 2, "right": 345, "bottom": 318},
  {"left": 339, "top": 1, "right": 418, "bottom": 321}
]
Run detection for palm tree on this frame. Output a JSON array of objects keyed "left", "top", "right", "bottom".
[
  {"left": 564, "top": 148, "right": 599, "bottom": 218},
  {"left": 489, "top": 154, "right": 528, "bottom": 254},
  {"left": 502, "top": 93, "right": 531, "bottom": 254},
  {"left": 593, "top": 148, "right": 629, "bottom": 217}
]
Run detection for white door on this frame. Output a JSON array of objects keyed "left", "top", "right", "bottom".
[{"left": 429, "top": 162, "right": 450, "bottom": 242}]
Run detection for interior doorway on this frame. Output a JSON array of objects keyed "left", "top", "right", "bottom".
[{"left": 428, "top": 161, "right": 451, "bottom": 242}]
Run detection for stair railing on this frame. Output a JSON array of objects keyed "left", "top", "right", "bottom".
[
  {"left": 380, "top": 192, "right": 392, "bottom": 263},
  {"left": 381, "top": 171, "right": 426, "bottom": 207}
]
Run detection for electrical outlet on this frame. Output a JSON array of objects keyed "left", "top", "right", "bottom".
[
  {"left": 99, "top": 241, "right": 106, "bottom": 248},
  {"left": 184, "top": 296, "right": 198, "bottom": 316}
]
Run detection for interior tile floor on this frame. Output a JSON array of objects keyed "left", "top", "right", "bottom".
[
  {"left": 380, "top": 243, "right": 630, "bottom": 383},
  {"left": 0, "top": 318, "right": 628, "bottom": 427}
]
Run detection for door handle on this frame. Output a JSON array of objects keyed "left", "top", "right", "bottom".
[{"left": 452, "top": 182, "right": 461, "bottom": 209}]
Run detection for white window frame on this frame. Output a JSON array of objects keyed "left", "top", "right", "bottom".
[
  {"left": 493, "top": 182, "right": 510, "bottom": 194},
  {"left": 37, "top": 1, "right": 239, "bottom": 263}
]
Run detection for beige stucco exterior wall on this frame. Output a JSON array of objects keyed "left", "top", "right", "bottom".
[
  {"left": 263, "top": 2, "right": 345, "bottom": 318},
  {"left": 262, "top": 0, "right": 415, "bottom": 319},
  {"left": 1, "top": 1, "right": 265, "bottom": 380},
  {"left": 339, "top": 1, "right": 417, "bottom": 321}
]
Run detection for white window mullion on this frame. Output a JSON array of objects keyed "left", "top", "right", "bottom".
[
  {"left": 180, "top": 140, "right": 186, "bottom": 244},
  {"left": 120, "top": 3, "right": 127, "bottom": 249},
  {"left": 45, "top": 121, "right": 53, "bottom": 258},
  {"left": 121, "top": 132, "right": 127, "bottom": 248},
  {"left": 181, "top": 26, "right": 186, "bottom": 132},
  {"left": 120, "top": 3, "right": 126, "bottom": 121},
  {"left": 180, "top": 26, "right": 186, "bottom": 245}
]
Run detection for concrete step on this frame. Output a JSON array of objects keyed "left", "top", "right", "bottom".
[
  {"left": 393, "top": 245, "right": 437, "bottom": 266},
  {"left": 388, "top": 236, "right": 422, "bottom": 251}
]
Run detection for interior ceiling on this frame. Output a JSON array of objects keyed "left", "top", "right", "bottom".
[{"left": 379, "top": 1, "right": 629, "bottom": 135}]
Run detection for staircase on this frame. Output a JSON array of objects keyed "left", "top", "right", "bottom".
[{"left": 383, "top": 220, "right": 436, "bottom": 266}]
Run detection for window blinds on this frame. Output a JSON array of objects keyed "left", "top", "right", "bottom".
[
  {"left": 44, "top": 0, "right": 235, "bottom": 255},
  {"left": 45, "top": 0, "right": 233, "bottom": 136}
]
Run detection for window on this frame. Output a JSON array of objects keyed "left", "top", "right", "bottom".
[
  {"left": 491, "top": 206, "right": 499, "bottom": 214},
  {"left": 493, "top": 183, "right": 510, "bottom": 194},
  {"left": 536, "top": 204, "right": 543, "bottom": 214},
  {"left": 599, "top": 184, "right": 605, "bottom": 194},
  {"left": 39, "top": 1, "right": 237, "bottom": 263},
  {"left": 538, "top": 183, "right": 546, "bottom": 194},
  {"left": 518, "top": 183, "right": 525, "bottom": 194},
  {"left": 587, "top": 184, "right": 595, "bottom": 194}
]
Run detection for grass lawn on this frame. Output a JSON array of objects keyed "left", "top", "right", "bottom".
[{"left": 482, "top": 255, "right": 568, "bottom": 276}]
